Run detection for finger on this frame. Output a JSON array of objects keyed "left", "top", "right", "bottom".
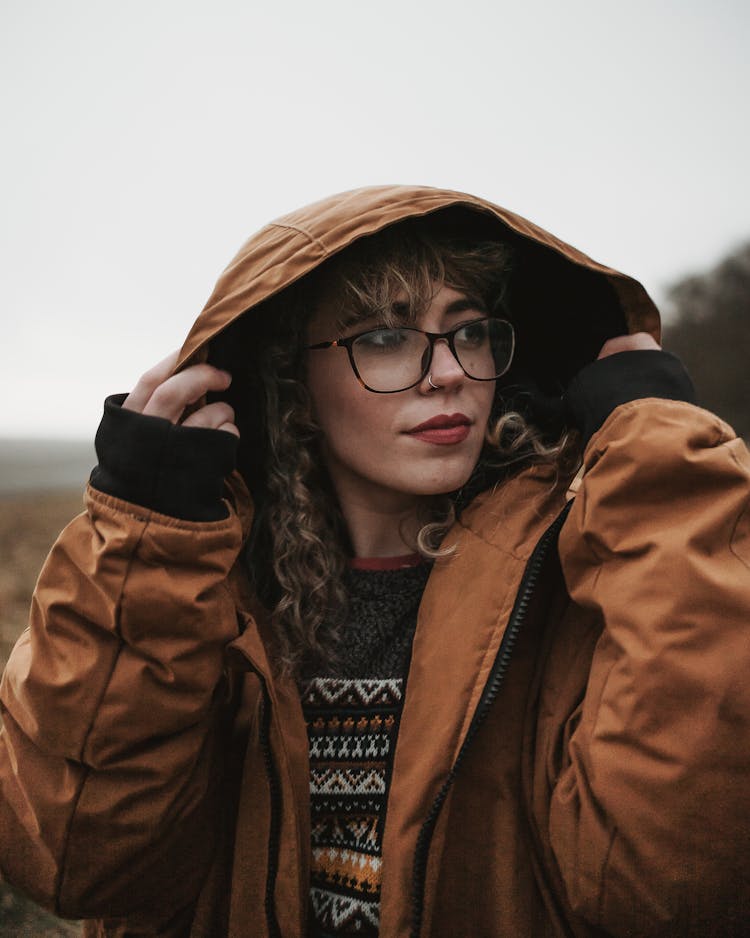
[
  {"left": 181, "top": 402, "right": 237, "bottom": 432},
  {"left": 217, "top": 421, "right": 240, "bottom": 438},
  {"left": 124, "top": 350, "right": 181, "bottom": 413},
  {"left": 142, "top": 365, "right": 232, "bottom": 423},
  {"left": 597, "top": 332, "right": 661, "bottom": 360}
]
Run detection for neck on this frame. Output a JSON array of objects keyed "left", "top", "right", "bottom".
[{"left": 335, "top": 489, "right": 424, "bottom": 559}]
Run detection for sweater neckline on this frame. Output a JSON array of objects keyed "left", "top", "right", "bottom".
[{"left": 348, "top": 553, "right": 424, "bottom": 571}]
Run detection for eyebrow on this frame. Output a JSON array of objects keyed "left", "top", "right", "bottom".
[
  {"left": 337, "top": 302, "right": 408, "bottom": 331},
  {"left": 337, "top": 293, "right": 487, "bottom": 332},
  {"left": 337, "top": 308, "right": 381, "bottom": 330},
  {"left": 443, "top": 295, "right": 487, "bottom": 316}
]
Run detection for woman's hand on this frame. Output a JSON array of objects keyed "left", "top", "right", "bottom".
[
  {"left": 123, "top": 351, "right": 239, "bottom": 437},
  {"left": 597, "top": 332, "right": 661, "bottom": 359}
]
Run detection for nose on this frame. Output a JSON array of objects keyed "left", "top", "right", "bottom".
[{"left": 420, "top": 338, "right": 465, "bottom": 393}]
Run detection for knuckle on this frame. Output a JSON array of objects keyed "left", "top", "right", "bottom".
[
  {"left": 182, "top": 401, "right": 236, "bottom": 430},
  {"left": 140, "top": 364, "right": 163, "bottom": 387},
  {"left": 149, "top": 382, "right": 182, "bottom": 411},
  {"left": 191, "top": 363, "right": 217, "bottom": 379}
]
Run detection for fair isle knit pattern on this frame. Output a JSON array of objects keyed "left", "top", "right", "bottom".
[
  {"left": 301, "top": 561, "right": 430, "bottom": 937},
  {"left": 303, "top": 677, "right": 403, "bottom": 935}
]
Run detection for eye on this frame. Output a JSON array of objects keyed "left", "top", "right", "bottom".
[
  {"left": 354, "top": 328, "right": 410, "bottom": 352},
  {"left": 455, "top": 319, "right": 490, "bottom": 348}
]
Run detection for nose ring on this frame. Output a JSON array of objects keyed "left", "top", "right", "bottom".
[{"left": 428, "top": 374, "right": 441, "bottom": 391}]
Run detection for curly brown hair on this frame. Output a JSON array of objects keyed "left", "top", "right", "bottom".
[{"left": 246, "top": 220, "right": 579, "bottom": 677}]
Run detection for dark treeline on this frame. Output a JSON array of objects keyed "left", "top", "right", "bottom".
[{"left": 662, "top": 241, "right": 750, "bottom": 439}]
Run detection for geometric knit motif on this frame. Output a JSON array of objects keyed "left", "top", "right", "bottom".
[
  {"left": 301, "top": 559, "right": 431, "bottom": 937},
  {"left": 302, "top": 677, "right": 404, "bottom": 936}
]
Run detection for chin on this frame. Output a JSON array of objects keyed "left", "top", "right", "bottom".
[{"left": 408, "top": 462, "right": 478, "bottom": 497}]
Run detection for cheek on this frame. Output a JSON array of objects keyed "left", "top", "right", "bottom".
[
  {"left": 306, "top": 352, "right": 349, "bottom": 422},
  {"left": 475, "top": 384, "right": 496, "bottom": 434},
  {"left": 307, "top": 359, "right": 391, "bottom": 454}
]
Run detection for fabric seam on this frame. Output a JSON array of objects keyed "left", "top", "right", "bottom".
[
  {"left": 729, "top": 444, "right": 750, "bottom": 570},
  {"left": 55, "top": 514, "right": 150, "bottom": 912},
  {"left": 268, "top": 222, "right": 329, "bottom": 255},
  {"left": 596, "top": 823, "right": 619, "bottom": 926},
  {"left": 585, "top": 398, "right": 732, "bottom": 458},
  {"left": 455, "top": 508, "right": 561, "bottom": 564},
  {"left": 86, "top": 485, "right": 236, "bottom": 532}
]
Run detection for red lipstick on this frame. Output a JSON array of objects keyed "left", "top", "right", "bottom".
[{"left": 406, "top": 413, "right": 471, "bottom": 445}]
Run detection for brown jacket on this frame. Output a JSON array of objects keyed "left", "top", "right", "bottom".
[{"left": 2, "top": 187, "right": 749, "bottom": 937}]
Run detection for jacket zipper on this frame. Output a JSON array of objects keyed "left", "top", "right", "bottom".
[
  {"left": 409, "top": 500, "right": 573, "bottom": 938},
  {"left": 254, "top": 668, "right": 283, "bottom": 938}
]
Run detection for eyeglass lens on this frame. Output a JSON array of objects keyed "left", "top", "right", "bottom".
[{"left": 351, "top": 319, "right": 514, "bottom": 392}]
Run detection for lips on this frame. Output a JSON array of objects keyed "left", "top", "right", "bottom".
[
  {"left": 405, "top": 413, "right": 472, "bottom": 445},
  {"left": 407, "top": 413, "right": 471, "bottom": 433}
]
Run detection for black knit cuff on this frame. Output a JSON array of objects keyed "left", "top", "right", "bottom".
[
  {"left": 89, "top": 394, "right": 239, "bottom": 522},
  {"left": 565, "top": 350, "right": 697, "bottom": 449}
]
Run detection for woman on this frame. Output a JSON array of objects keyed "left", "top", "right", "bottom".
[{"left": 1, "top": 186, "right": 748, "bottom": 937}]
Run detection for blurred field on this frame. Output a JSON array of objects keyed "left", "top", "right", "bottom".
[
  {"left": 0, "top": 487, "right": 85, "bottom": 936},
  {"left": 0, "top": 440, "right": 95, "bottom": 497},
  {"left": 0, "top": 490, "right": 85, "bottom": 674}
]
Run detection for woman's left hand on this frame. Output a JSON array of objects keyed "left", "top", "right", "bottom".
[{"left": 597, "top": 332, "right": 661, "bottom": 359}]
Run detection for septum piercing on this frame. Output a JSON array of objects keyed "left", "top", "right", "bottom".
[{"left": 428, "top": 374, "right": 441, "bottom": 390}]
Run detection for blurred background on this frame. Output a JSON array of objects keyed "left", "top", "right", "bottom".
[{"left": 1, "top": 0, "right": 748, "bottom": 931}]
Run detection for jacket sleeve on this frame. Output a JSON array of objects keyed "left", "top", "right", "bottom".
[
  {"left": 0, "top": 421, "right": 244, "bottom": 918},
  {"left": 551, "top": 396, "right": 750, "bottom": 936}
]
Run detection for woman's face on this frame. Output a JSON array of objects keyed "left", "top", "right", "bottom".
[{"left": 306, "top": 284, "right": 496, "bottom": 515}]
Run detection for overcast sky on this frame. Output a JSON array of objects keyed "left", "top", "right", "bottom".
[{"left": 2, "top": 0, "right": 748, "bottom": 438}]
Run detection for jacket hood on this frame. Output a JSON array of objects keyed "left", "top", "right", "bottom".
[
  {"left": 177, "top": 184, "right": 660, "bottom": 371},
  {"left": 175, "top": 185, "right": 661, "bottom": 498}
]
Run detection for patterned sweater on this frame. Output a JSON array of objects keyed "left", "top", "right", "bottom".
[{"left": 299, "top": 555, "right": 431, "bottom": 937}]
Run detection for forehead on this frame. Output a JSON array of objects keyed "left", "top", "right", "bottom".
[{"left": 307, "top": 283, "right": 481, "bottom": 342}]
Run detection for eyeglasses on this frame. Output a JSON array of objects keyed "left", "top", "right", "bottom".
[{"left": 307, "top": 317, "right": 515, "bottom": 393}]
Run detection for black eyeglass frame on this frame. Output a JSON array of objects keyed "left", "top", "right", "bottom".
[{"left": 306, "top": 316, "right": 515, "bottom": 394}]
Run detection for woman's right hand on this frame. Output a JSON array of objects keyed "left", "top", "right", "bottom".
[{"left": 123, "top": 350, "right": 239, "bottom": 437}]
